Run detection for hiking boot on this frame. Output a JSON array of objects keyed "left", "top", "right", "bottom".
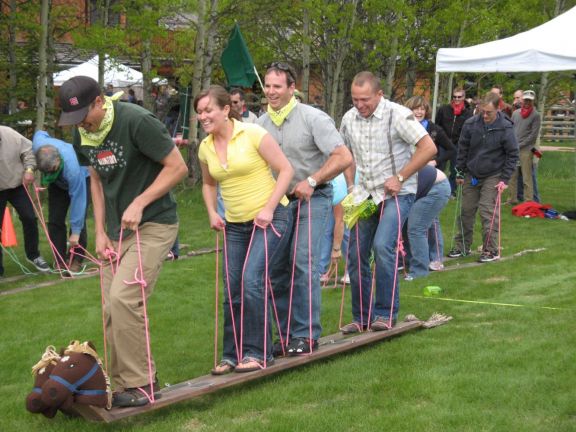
[
  {"left": 286, "top": 338, "right": 318, "bottom": 356},
  {"left": 478, "top": 251, "right": 500, "bottom": 263},
  {"left": 27, "top": 256, "right": 50, "bottom": 273},
  {"left": 370, "top": 317, "right": 396, "bottom": 331},
  {"left": 447, "top": 248, "right": 470, "bottom": 258},
  {"left": 112, "top": 381, "right": 161, "bottom": 408}
]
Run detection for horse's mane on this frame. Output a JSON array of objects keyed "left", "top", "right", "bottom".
[{"left": 31, "top": 346, "right": 61, "bottom": 376}]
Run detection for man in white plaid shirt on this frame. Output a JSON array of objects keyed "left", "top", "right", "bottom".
[{"left": 340, "top": 71, "right": 436, "bottom": 333}]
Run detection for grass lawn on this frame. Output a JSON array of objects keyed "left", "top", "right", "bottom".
[{"left": 0, "top": 150, "right": 575, "bottom": 431}]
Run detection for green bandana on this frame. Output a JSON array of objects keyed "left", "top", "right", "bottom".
[
  {"left": 78, "top": 92, "right": 123, "bottom": 147},
  {"left": 41, "top": 159, "right": 64, "bottom": 187},
  {"left": 267, "top": 96, "right": 298, "bottom": 127}
]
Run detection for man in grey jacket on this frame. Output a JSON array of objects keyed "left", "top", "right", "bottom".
[{"left": 508, "top": 90, "right": 541, "bottom": 204}]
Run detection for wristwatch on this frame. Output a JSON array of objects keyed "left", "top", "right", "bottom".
[
  {"left": 307, "top": 176, "right": 317, "bottom": 188},
  {"left": 397, "top": 174, "right": 405, "bottom": 183}
]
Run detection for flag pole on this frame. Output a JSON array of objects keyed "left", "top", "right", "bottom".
[{"left": 253, "top": 66, "right": 265, "bottom": 94}]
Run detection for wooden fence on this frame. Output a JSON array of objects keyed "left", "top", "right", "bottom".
[{"left": 541, "top": 105, "right": 575, "bottom": 141}]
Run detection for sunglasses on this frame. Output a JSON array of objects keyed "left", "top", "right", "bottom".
[
  {"left": 452, "top": 95, "right": 464, "bottom": 99},
  {"left": 268, "top": 62, "right": 296, "bottom": 83}
]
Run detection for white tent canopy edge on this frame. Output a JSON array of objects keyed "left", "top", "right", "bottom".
[{"left": 432, "top": 6, "right": 576, "bottom": 120}]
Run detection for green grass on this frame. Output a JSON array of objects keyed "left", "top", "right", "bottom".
[{"left": 0, "top": 150, "right": 575, "bottom": 431}]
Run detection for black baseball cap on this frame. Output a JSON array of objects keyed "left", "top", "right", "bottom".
[{"left": 58, "top": 76, "right": 102, "bottom": 126}]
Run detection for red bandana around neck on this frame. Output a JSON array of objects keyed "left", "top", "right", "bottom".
[
  {"left": 520, "top": 105, "right": 534, "bottom": 119},
  {"left": 451, "top": 101, "right": 464, "bottom": 116}
]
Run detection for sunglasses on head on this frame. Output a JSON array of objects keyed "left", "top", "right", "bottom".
[{"left": 268, "top": 62, "right": 296, "bottom": 82}]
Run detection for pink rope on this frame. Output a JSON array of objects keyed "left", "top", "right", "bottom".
[
  {"left": 24, "top": 183, "right": 71, "bottom": 275},
  {"left": 285, "top": 201, "right": 301, "bottom": 346},
  {"left": 483, "top": 185, "right": 504, "bottom": 256},
  {"left": 338, "top": 245, "right": 350, "bottom": 329},
  {"left": 433, "top": 219, "right": 442, "bottom": 266},
  {"left": 306, "top": 202, "right": 313, "bottom": 354},
  {"left": 213, "top": 233, "right": 220, "bottom": 369},
  {"left": 268, "top": 277, "right": 286, "bottom": 356},
  {"left": 221, "top": 227, "right": 241, "bottom": 363},
  {"left": 120, "top": 227, "right": 155, "bottom": 404},
  {"left": 387, "top": 195, "right": 403, "bottom": 328}
]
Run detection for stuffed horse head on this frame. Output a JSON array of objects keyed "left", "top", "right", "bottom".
[
  {"left": 40, "top": 341, "right": 111, "bottom": 412},
  {"left": 25, "top": 346, "right": 61, "bottom": 418}
]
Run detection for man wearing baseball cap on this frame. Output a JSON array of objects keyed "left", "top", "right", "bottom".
[
  {"left": 508, "top": 90, "right": 541, "bottom": 204},
  {"left": 59, "top": 76, "right": 188, "bottom": 407}
]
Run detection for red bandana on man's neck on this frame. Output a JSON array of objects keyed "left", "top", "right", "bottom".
[
  {"left": 451, "top": 100, "right": 464, "bottom": 116},
  {"left": 520, "top": 105, "right": 533, "bottom": 119}
]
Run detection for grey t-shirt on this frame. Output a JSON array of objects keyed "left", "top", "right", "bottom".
[{"left": 257, "top": 103, "right": 342, "bottom": 190}]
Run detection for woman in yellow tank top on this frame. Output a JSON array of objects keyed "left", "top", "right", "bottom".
[{"left": 196, "top": 85, "right": 293, "bottom": 374}]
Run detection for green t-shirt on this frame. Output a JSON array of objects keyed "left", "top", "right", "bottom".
[{"left": 74, "top": 102, "right": 177, "bottom": 240}]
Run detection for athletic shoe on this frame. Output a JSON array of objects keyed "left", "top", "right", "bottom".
[
  {"left": 340, "top": 273, "right": 350, "bottom": 284},
  {"left": 27, "top": 256, "right": 50, "bottom": 273},
  {"left": 447, "top": 248, "right": 470, "bottom": 258},
  {"left": 320, "top": 273, "right": 330, "bottom": 283},
  {"left": 286, "top": 338, "right": 318, "bottom": 356},
  {"left": 478, "top": 251, "right": 500, "bottom": 263},
  {"left": 429, "top": 261, "right": 444, "bottom": 271},
  {"left": 404, "top": 274, "right": 414, "bottom": 281},
  {"left": 340, "top": 321, "right": 365, "bottom": 334}
]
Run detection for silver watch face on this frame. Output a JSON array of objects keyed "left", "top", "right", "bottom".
[{"left": 307, "top": 177, "right": 317, "bottom": 187}]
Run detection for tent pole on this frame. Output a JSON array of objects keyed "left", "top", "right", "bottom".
[
  {"left": 431, "top": 72, "right": 440, "bottom": 122},
  {"left": 254, "top": 66, "right": 265, "bottom": 94}
]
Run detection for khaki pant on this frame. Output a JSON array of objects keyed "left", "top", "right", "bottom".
[
  {"left": 102, "top": 222, "right": 178, "bottom": 389},
  {"left": 454, "top": 174, "right": 500, "bottom": 255},
  {"left": 508, "top": 147, "right": 534, "bottom": 203}
]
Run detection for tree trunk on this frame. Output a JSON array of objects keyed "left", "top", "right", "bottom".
[
  {"left": 141, "top": 38, "right": 153, "bottom": 111},
  {"left": 187, "top": 0, "right": 207, "bottom": 184},
  {"left": 301, "top": 7, "right": 310, "bottom": 103},
  {"left": 384, "top": 32, "right": 398, "bottom": 99},
  {"left": 201, "top": 0, "right": 218, "bottom": 90},
  {"left": 8, "top": 0, "right": 18, "bottom": 115},
  {"left": 35, "top": 0, "right": 50, "bottom": 132}
]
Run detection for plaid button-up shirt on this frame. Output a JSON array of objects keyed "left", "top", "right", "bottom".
[{"left": 340, "top": 97, "right": 427, "bottom": 204}]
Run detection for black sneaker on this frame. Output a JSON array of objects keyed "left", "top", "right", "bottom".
[
  {"left": 112, "top": 381, "right": 161, "bottom": 408},
  {"left": 272, "top": 341, "right": 286, "bottom": 358},
  {"left": 27, "top": 256, "right": 51, "bottom": 273},
  {"left": 478, "top": 251, "right": 500, "bottom": 263},
  {"left": 287, "top": 338, "right": 318, "bottom": 356},
  {"left": 447, "top": 248, "right": 470, "bottom": 258}
]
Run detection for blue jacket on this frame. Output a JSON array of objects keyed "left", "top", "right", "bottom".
[
  {"left": 32, "top": 131, "right": 90, "bottom": 235},
  {"left": 456, "top": 112, "right": 519, "bottom": 183}
]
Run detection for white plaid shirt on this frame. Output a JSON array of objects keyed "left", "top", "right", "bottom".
[{"left": 340, "top": 97, "right": 427, "bottom": 204}]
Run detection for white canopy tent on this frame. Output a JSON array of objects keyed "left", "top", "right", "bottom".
[
  {"left": 432, "top": 6, "right": 576, "bottom": 118},
  {"left": 53, "top": 55, "right": 143, "bottom": 87}
]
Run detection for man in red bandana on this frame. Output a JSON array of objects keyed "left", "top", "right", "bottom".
[
  {"left": 435, "top": 87, "right": 473, "bottom": 195},
  {"left": 508, "top": 90, "right": 541, "bottom": 204}
]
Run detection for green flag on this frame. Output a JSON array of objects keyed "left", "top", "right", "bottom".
[{"left": 220, "top": 23, "right": 257, "bottom": 88}]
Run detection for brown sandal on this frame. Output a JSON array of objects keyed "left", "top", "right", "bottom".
[
  {"left": 211, "top": 361, "right": 235, "bottom": 376},
  {"left": 235, "top": 357, "right": 270, "bottom": 373}
]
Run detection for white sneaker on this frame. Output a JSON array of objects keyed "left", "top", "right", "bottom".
[
  {"left": 429, "top": 261, "right": 444, "bottom": 271},
  {"left": 340, "top": 273, "right": 350, "bottom": 284},
  {"left": 27, "top": 256, "right": 51, "bottom": 273}
]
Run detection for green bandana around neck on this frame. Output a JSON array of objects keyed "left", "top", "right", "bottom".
[
  {"left": 267, "top": 96, "right": 298, "bottom": 127},
  {"left": 41, "top": 159, "right": 64, "bottom": 187},
  {"left": 78, "top": 91, "right": 123, "bottom": 147}
]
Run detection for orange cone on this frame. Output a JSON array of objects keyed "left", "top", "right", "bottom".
[{"left": 1, "top": 207, "right": 18, "bottom": 247}]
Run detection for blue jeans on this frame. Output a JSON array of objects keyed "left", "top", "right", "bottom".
[
  {"left": 269, "top": 185, "right": 333, "bottom": 342},
  {"left": 347, "top": 194, "right": 414, "bottom": 325},
  {"left": 319, "top": 209, "right": 350, "bottom": 274},
  {"left": 221, "top": 204, "right": 292, "bottom": 364},
  {"left": 407, "top": 180, "right": 450, "bottom": 278}
]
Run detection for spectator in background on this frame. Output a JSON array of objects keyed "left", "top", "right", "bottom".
[
  {"left": 508, "top": 90, "right": 542, "bottom": 204},
  {"left": 0, "top": 126, "right": 50, "bottom": 276},
  {"left": 127, "top": 89, "right": 137, "bottom": 104},
  {"left": 435, "top": 87, "right": 473, "bottom": 196},
  {"left": 105, "top": 84, "right": 114, "bottom": 97},
  {"left": 32, "top": 131, "right": 90, "bottom": 274},
  {"left": 512, "top": 89, "right": 524, "bottom": 111},
  {"left": 405, "top": 96, "right": 455, "bottom": 172},
  {"left": 490, "top": 85, "right": 513, "bottom": 118},
  {"left": 258, "top": 98, "right": 268, "bottom": 117},
  {"left": 230, "top": 88, "right": 258, "bottom": 123}
]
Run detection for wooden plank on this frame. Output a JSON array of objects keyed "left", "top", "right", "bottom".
[{"left": 71, "top": 320, "right": 424, "bottom": 423}]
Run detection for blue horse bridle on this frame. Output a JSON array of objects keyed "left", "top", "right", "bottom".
[{"left": 49, "top": 361, "right": 106, "bottom": 396}]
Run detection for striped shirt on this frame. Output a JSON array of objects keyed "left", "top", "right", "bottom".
[{"left": 340, "top": 97, "right": 427, "bottom": 204}]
